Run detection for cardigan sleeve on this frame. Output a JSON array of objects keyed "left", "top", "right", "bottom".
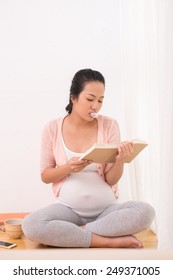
[
  {"left": 40, "top": 120, "right": 57, "bottom": 174},
  {"left": 103, "top": 118, "right": 121, "bottom": 174},
  {"left": 100, "top": 117, "right": 121, "bottom": 196}
]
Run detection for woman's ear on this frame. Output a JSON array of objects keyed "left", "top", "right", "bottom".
[{"left": 70, "top": 95, "right": 75, "bottom": 104}]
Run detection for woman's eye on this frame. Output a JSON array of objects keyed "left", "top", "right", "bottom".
[{"left": 87, "top": 98, "right": 103, "bottom": 103}]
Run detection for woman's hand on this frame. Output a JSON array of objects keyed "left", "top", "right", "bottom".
[
  {"left": 105, "top": 141, "right": 134, "bottom": 186},
  {"left": 67, "top": 157, "right": 92, "bottom": 173},
  {"left": 41, "top": 157, "right": 92, "bottom": 184},
  {"left": 116, "top": 141, "right": 134, "bottom": 162}
]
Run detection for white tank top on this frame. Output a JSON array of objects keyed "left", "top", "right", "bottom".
[{"left": 57, "top": 138, "right": 116, "bottom": 217}]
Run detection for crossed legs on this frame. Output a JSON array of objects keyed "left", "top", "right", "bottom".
[{"left": 22, "top": 201, "right": 155, "bottom": 248}]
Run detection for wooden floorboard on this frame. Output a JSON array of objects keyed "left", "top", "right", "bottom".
[
  {"left": 2, "top": 226, "right": 173, "bottom": 260},
  {"left": 0, "top": 212, "right": 158, "bottom": 261},
  {"left": 0, "top": 228, "right": 157, "bottom": 250}
]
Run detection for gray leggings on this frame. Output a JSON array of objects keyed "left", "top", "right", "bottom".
[{"left": 22, "top": 201, "right": 155, "bottom": 247}]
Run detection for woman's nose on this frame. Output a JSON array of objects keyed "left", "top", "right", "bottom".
[{"left": 91, "top": 100, "right": 98, "bottom": 110}]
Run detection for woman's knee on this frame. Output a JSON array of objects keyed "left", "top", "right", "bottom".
[
  {"left": 136, "top": 201, "right": 155, "bottom": 229},
  {"left": 22, "top": 213, "right": 40, "bottom": 240}
]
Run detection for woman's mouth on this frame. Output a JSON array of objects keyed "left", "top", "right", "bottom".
[{"left": 90, "top": 112, "right": 98, "bottom": 118}]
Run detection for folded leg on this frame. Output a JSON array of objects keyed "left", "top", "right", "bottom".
[
  {"left": 22, "top": 203, "right": 92, "bottom": 247},
  {"left": 85, "top": 201, "right": 155, "bottom": 236}
]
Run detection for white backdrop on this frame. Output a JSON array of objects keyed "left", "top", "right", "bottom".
[
  {"left": 0, "top": 0, "right": 173, "bottom": 250},
  {"left": 0, "top": 0, "right": 126, "bottom": 212}
]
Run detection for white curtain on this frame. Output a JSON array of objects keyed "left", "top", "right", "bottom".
[{"left": 119, "top": 0, "right": 173, "bottom": 249}]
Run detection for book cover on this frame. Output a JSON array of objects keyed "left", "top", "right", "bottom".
[{"left": 79, "top": 140, "right": 148, "bottom": 164}]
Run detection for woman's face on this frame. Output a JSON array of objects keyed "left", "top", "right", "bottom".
[{"left": 71, "top": 81, "right": 105, "bottom": 121}]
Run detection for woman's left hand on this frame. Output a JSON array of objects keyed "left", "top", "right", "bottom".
[{"left": 116, "top": 141, "right": 134, "bottom": 162}]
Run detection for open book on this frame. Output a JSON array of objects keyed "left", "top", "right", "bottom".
[{"left": 79, "top": 139, "right": 148, "bottom": 164}]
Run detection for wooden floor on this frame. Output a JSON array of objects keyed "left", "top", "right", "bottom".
[
  {"left": 0, "top": 229, "right": 157, "bottom": 250},
  {"left": 0, "top": 227, "right": 157, "bottom": 250},
  {"left": 0, "top": 212, "right": 161, "bottom": 260},
  {"left": 0, "top": 227, "right": 162, "bottom": 260},
  {"left": 1, "top": 215, "right": 173, "bottom": 259},
  {"left": 0, "top": 212, "right": 158, "bottom": 250},
  {"left": 0, "top": 224, "right": 157, "bottom": 250}
]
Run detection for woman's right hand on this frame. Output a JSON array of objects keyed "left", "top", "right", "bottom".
[
  {"left": 67, "top": 157, "right": 92, "bottom": 173},
  {"left": 41, "top": 157, "right": 92, "bottom": 184}
]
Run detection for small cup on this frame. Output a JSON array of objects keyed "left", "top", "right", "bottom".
[{"left": 4, "top": 218, "right": 23, "bottom": 239}]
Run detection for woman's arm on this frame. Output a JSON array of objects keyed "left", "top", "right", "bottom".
[
  {"left": 41, "top": 164, "right": 71, "bottom": 184},
  {"left": 41, "top": 158, "right": 92, "bottom": 184},
  {"left": 105, "top": 141, "right": 134, "bottom": 186}
]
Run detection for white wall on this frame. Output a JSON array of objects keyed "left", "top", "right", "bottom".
[{"left": 0, "top": 0, "right": 126, "bottom": 212}]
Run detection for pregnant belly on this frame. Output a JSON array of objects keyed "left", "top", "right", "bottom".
[{"left": 58, "top": 173, "right": 116, "bottom": 211}]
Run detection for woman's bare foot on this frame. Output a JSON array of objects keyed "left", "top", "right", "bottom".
[
  {"left": 90, "top": 234, "right": 143, "bottom": 248},
  {"left": 79, "top": 225, "right": 143, "bottom": 248},
  {"left": 107, "top": 235, "right": 143, "bottom": 248}
]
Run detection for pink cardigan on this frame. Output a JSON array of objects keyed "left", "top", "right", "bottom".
[{"left": 40, "top": 115, "right": 121, "bottom": 197}]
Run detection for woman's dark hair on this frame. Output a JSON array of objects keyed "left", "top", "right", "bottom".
[{"left": 65, "top": 68, "right": 105, "bottom": 114}]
